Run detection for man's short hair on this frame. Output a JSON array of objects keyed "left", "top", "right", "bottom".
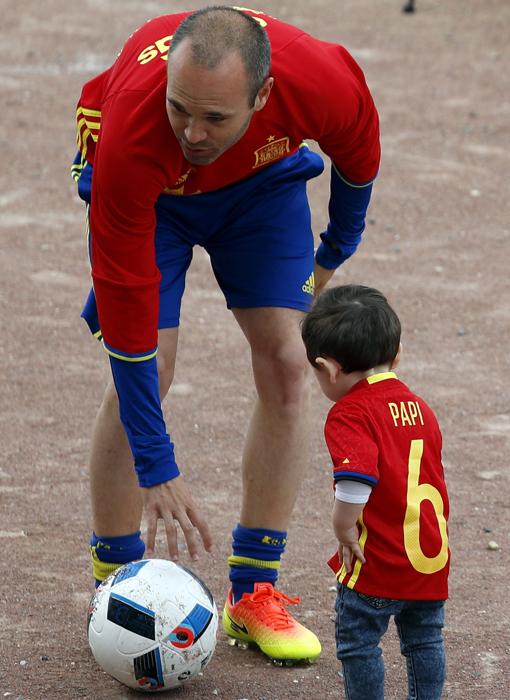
[
  {"left": 301, "top": 285, "right": 401, "bottom": 373},
  {"left": 169, "top": 6, "right": 271, "bottom": 105}
]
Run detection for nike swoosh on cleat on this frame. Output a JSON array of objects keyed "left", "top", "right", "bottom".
[{"left": 227, "top": 615, "right": 248, "bottom": 635}]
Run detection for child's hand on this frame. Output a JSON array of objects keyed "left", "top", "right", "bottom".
[
  {"left": 332, "top": 500, "right": 366, "bottom": 572},
  {"left": 337, "top": 528, "right": 366, "bottom": 573}
]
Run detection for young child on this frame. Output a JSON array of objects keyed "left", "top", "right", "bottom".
[{"left": 301, "top": 284, "right": 450, "bottom": 700}]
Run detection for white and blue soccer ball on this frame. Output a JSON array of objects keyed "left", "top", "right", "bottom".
[{"left": 87, "top": 559, "right": 218, "bottom": 692}]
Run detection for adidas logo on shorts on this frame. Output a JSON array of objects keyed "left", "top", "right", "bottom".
[{"left": 302, "top": 272, "right": 315, "bottom": 295}]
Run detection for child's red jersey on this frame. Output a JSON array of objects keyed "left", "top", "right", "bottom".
[{"left": 326, "top": 373, "right": 450, "bottom": 600}]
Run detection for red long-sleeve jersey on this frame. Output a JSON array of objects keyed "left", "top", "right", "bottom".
[{"left": 75, "top": 9, "right": 380, "bottom": 357}]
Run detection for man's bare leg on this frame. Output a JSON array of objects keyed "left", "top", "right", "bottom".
[
  {"left": 89, "top": 328, "right": 179, "bottom": 537},
  {"left": 223, "top": 308, "right": 321, "bottom": 662},
  {"left": 232, "top": 308, "right": 310, "bottom": 530}
]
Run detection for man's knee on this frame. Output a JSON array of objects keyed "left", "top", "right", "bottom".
[
  {"left": 252, "top": 339, "right": 309, "bottom": 406},
  {"left": 156, "top": 352, "right": 175, "bottom": 397},
  {"left": 101, "top": 352, "right": 175, "bottom": 410},
  {"left": 270, "top": 341, "right": 308, "bottom": 381},
  {"left": 100, "top": 381, "right": 121, "bottom": 414},
  {"left": 157, "top": 328, "right": 179, "bottom": 398}
]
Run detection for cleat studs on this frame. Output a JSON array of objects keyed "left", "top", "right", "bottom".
[
  {"left": 227, "top": 637, "right": 249, "bottom": 650},
  {"left": 271, "top": 657, "right": 318, "bottom": 667}
]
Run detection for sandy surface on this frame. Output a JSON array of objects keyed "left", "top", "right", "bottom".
[{"left": 1, "top": 1, "right": 509, "bottom": 698}]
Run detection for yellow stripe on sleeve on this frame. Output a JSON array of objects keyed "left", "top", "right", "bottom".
[
  {"left": 79, "top": 106, "right": 101, "bottom": 118},
  {"left": 101, "top": 341, "right": 158, "bottom": 363}
]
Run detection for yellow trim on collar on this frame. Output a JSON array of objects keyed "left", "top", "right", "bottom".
[{"left": 366, "top": 371, "right": 397, "bottom": 384}]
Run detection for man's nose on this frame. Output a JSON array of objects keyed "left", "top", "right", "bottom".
[{"left": 184, "top": 120, "right": 207, "bottom": 144}]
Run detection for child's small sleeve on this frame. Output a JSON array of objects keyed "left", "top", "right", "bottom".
[{"left": 325, "top": 408, "right": 379, "bottom": 487}]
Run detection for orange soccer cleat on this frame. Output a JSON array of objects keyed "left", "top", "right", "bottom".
[{"left": 222, "top": 582, "right": 321, "bottom": 664}]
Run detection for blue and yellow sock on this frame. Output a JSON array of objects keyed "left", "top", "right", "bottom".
[
  {"left": 228, "top": 524, "right": 287, "bottom": 603},
  {"left": 90, "top": 531, "right": 145, "bottom": 588}
]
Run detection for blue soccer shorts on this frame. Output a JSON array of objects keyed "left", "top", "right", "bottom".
[{"left": 76, "top": 146, "right": 324, "bottom": 331}]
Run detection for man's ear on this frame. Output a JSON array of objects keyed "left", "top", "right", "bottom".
[
  {"left": 391, "top": 343, "right": 403, "bottom": 370},
  {"left": 315, "top": 356, "right": 342, "bottom": 383},
  {"left": 254, "top": 76, "right": 274, "bottom": 111}
]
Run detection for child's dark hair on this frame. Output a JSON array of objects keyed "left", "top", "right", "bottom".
[{"left": 301, "top": 285, "right": 401, "bottom": 373}]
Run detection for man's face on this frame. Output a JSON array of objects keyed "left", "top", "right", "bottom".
[{"left": 166, "top": 41, "right": 272, "bottom": 166}]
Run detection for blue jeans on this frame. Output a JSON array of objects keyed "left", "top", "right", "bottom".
[{"left": 335, "top": 584, "right": 446, "bottom": 700}]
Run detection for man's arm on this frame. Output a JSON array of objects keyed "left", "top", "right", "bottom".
[
  {"left": 313, "top": 44, "right": 380, "bottom": 286},
  {"left": 315, "top": 166, "right": 374, "bottom": 268},
  {"left": 109, "top": 354, "right": 213, "bottom": 559},
  {"left": 109, "top": 355, "right": 179, "bottom": 486},
  {"left": 314, "top": 167, "right": 374, "bottom": 295}
]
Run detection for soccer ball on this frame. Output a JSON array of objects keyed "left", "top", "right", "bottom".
[{"left": 87, "top": 559, "right": 218, "bottom": 692}]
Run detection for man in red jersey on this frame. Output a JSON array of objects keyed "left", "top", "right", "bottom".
[
  {"left": 301, "top": 285, "right": 450, "bottom": 697},
  {"left": 73, "top": 6, "right": 379, "bottom": 663}
]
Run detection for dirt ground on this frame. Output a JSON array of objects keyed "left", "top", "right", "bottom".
[{"left": 1, "top": 0, "right": 509, "bottom": 698}]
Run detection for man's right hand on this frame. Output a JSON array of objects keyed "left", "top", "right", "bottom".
[
  {"left": 142, "top": 475, "right": 213, "bottom": 561},
  {"left": 313, "top": 261, "right": 336, "bottom": 297}
]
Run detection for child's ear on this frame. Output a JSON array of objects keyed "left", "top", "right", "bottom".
[
  {"left": 391, "top": 343, "right": 403, "bottom": 370},
  {"left": 315, "top": 357, "right": 342, "bottom": 383}
]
